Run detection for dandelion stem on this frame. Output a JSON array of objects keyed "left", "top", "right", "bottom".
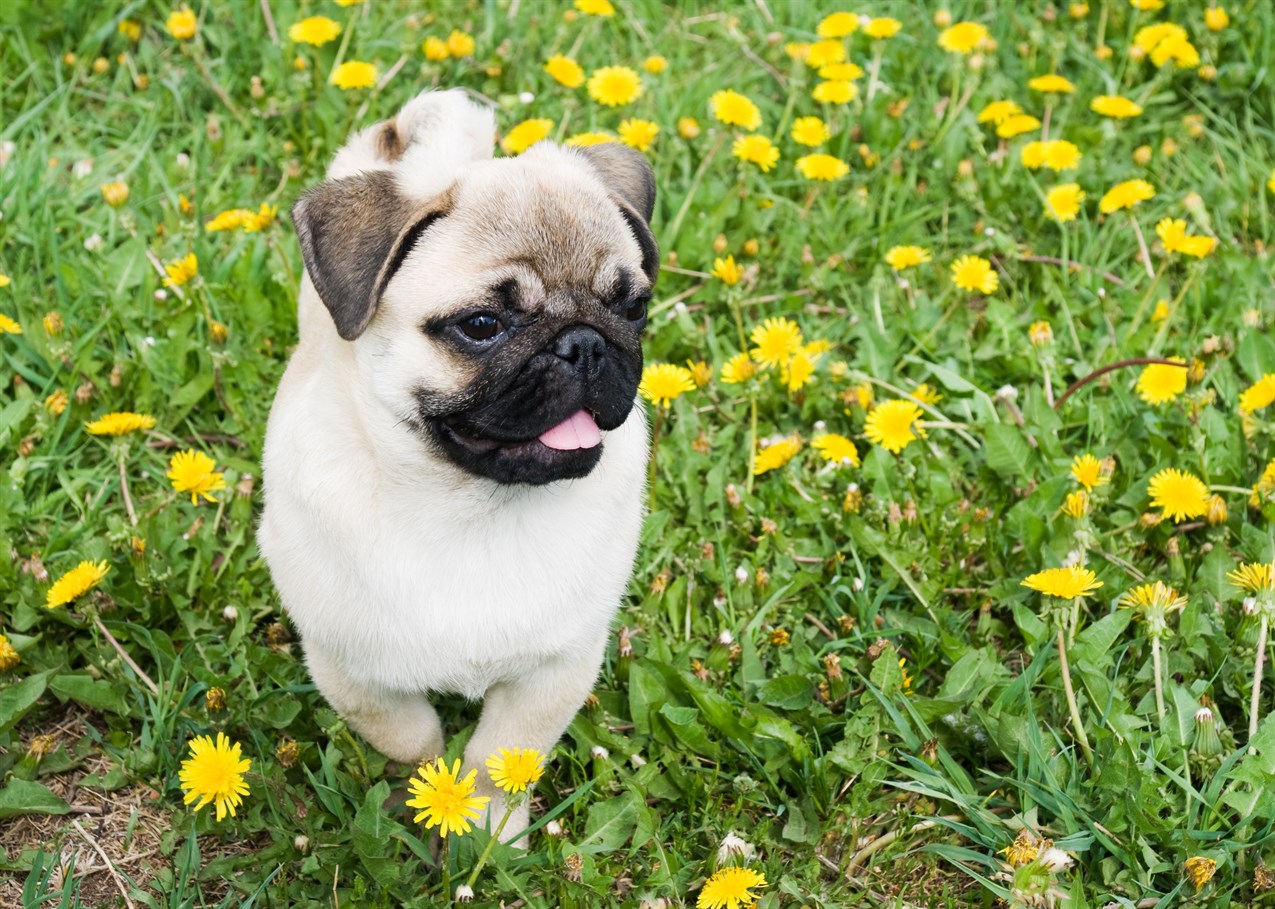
[
  {"left": 1057, "top": 624, "right": 1093, "bottom": 759},
  {"left": 1251, "top": 615, "right": 1268, "bottom": 741},
  {"left": 1151, "top": 635, "right": 1165, "bottom": 721},
  {"left": 441, "top": 834, "right": 451, "bottom": 901},
  {"left": 117, "top": 449, "right": 138, "bottom": 526},
  {"left": 1129, "top": 214, "right": 1155, "bottom": 280},
  {"left": 746, "top": 392, "right": 758, "bottom": 494},
  {"left": 339, "top": 727, "right": 370, "bottom": 783},
  {"left": 1128, "top": 259, "right": 1167, "bottom": 336},
  {"left": 1210, "top": 485, "right": 1252, "bottom": 496},
  {"left": 465, "top": 803, "right": 516, "bottom": 889}
]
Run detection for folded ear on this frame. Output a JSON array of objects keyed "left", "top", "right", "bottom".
[
  {"left": 291, "top": 172, "right": 452, "bottom": 340},
  {"left": 574, "top": 144, "right": 659, "bottom": 283}
]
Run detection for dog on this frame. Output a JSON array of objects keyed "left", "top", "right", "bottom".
[{"left": 257, "top": 89, "right": 655, "bottom": 837}]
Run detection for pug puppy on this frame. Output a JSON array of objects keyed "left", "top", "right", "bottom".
[{"left": 257, "top": 89, "right": 655, "bottom": 837}]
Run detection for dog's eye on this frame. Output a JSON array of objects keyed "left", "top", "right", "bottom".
[
  {"left": 459, "top": 314, "right": 502, "bottom": 341},
  {"left": 624, "top": 295, "right": 649, "bottom": 322}
]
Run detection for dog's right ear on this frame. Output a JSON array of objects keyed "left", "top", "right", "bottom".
[{"left": 292, "top": 172, "right": 452, "bottom": 341}]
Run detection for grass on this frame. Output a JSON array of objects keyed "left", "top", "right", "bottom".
[{"left": 1, "top": 0, "right": 1274, "bottom": 906}]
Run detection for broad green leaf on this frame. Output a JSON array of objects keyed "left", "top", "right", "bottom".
[{"left": 0, "top": 779, "right": 69, "bottom": 819}]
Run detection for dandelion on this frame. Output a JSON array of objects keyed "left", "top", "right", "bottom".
[
  {"left": 1029, "top": 320, "right": 1053, "bottom": 347},
  {"left": 1136, "top": 358, "right": 1188, "bottom": 405},
  {"left": 732, "top": 135, "right": 779, "bottom": 172},
  {"left": 446, "top": 31, "right": 475, "bottom": 58},
  {"left": 501, "top": 119, "right": 554, "bottom": 155},
  {"left": 1028, "top": 74, "right": 1076, "bottom": 93},
  {"left": 712, "top": 256, "right": 743, "bottom": 286},
  {"left": 1185, "top": 857, "right": 1218, "bottom": 891},
  {"left": 575, "top": 0, "right": 615, "bottom": 16},
  {"left": 588, "top": 66, "right": 642, "bottom": 107},
  {"left": 1229, "top": 562, "right": 1275, "bottom": 596},
  {"left": 720, "top": 353, "right": 757, "bottom": 384},
  {"left": 805, "top": 40, "right": 846, "bottom": 68},
  {"left": 864, "top": 399, "right": 923, "bottom": 454},
  {"left": 85, "top": 412, "right": 156, "bottom": 436},
  {"left": 864, "top": 17, "right": 902, "bottom": 39},
  {"left": 1155, "top": 218, "right": 1216, "bottom": 258},
  {"left": 406, "top": 758, "right": 489, "bottom": 837},
  {"left": 795, "top": 154, "right": 848, "bottom": 181},
  {"left": 1042, "top": 141, "right": 1082, "bottom": 171},
  {"left": 938, "top": 21, "right": 988, "bottom": 54},
  {"left": 288, "top": 16, "right": 340, "bottom": 46},
  {"left": 330, "top": 61, "right": 377, "bottom": 90},
  {"left": 545, "top": 55, "right": 584, "bottom": 88},
  {"left": 1002, "top": 830, "right": 1041, "bottom": 867},
  {"left": 643, "top": 55, "right": 668, "bottom": 74},
  {"left": 817, "top": 11, "right": 858, "bottom": 38},
  {"left": 0, "top": 314, "right": 21, "bottom": 334},
  {"left": 485, "top": 748, "right": 545, "bottom": 793},
  {"left": 697, "top": 866, "right": 767, "bottom": 909},
  {"left": 950, "top": 255, "right": 998, "bottom": 294},
  {"left": 1071, "top": 454, "right": 1108, "bottom": 490},
  {"left": 205, "top": 208, "right": 251, "bottom": 232},
  {"left": 101, "top": 181, "right": 130, "bottom": 206},
  {"left": 1021, "top": 566, "right": 1103, "bottom": 600},
  {"left": 978, "top": 100, "right": 1022, "bottom": 124},
  {"left": 782, "top": 349, "right": 817, "bottom": 392},
  {"left": 618, "top": 119, "right": 658, "bottom": 152},
  {"left": 168, "top": 450, "right": 226, "bottom": 505},
  {"left": 1061, "top": 490, "right": 1089, "bottom": 519},
  {"left": 754, "top": 436, "right": 801, "bottom": 476},
  {"left": 1045, "top": 184, "right": 1085, "bottom": 222},
  {"left": 423, "top": 36, "right": 449, "bottom": 61},
  {"left": 885, "top": 246, "right": 931, "bottom": 270},
  {"left": 1230, "top": 562, "right": 1275, "bottom": 737},
  {"left": 1023, "top": 565, "right": 1102, "bottom": 754},
  {"left": 749, "top": 317, "right": 802, "bottom": 368},
  {"left": 687, "top": 360, "right": 712, "bottom": 388},
  {"left": 118, "top": 19, "right": 141, "bottom": 41},
  {"left": 678, "top": 118, "right": 701, "bottom": 139},
  {"left": 812, "top": 80, "right": 858, "bottom": 105},
  {"left": 639, "top": 364, "right": 696, "bottom": 408},
  {"left": 818, "top": 62, "right": 864, "bottom": 81},
  {"left": 1100, "top": 178, "right": 1154, "bottom": 213},
  {"left": 1206, "top": 7, "right": 1229, "bottom": 30},
  {"left": 710, "top": 90, "right": 761, "bottom": 131},
  {"left": 996, "top": 115, "right": 1041, "bottom": 138},
  {"left": 1239, "top": 373, "right": 1275, "bottom": 414},
  {"left": 179, "top": 733, "right": 251, "bottom": 821},
  {"left": 812, "top": 434, "right": 860, "bottom": 466},
  {"left": 243, "top": 203, "right": 276, "bottom": 232},
  {"left": 1147, "top": 467, "right": 1209, "bottom": 522},
  {"left": 1091, "top": 95, "right": 1143, "bottom": 118},
  {"left": 46, "top": 560, "right": 110, "bottom": 608},
  {"left": 45, "top": 390, "right": 68, "bottom": 415},
  {"left": 164, "top": 252, "right": 198, "bottom": 287},
  {"left": 1120, "top": 581, "right": 1187, "bottom": 717},
  {"left": 0, "top": 634, "right": 19, "bottom": 671},
  {"left": 790, "top": 116, "right": 829, "bottom": 147},
  {"left": 565, "top": 132, "right": 617, "bottom": 147},
  {"left": 166, "top": 7, "right": 197, "bottom": 40}
]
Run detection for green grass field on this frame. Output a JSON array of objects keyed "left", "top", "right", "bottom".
[{"left": 2, "top": 0, "right": 1275, "bottom": 906}]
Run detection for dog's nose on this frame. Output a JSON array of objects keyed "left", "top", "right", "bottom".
[{"left": 553, "top": 326, "right": 606, "bottom": 380}]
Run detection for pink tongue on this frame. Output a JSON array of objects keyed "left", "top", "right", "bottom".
[{"left": 538, "top": 410, "right": 602, "bottom": 451}]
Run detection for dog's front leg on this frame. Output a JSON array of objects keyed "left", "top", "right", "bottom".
[
  {"left": 306, "top": 642, "right": 445, "bottom": 764},
  {"left": 462, "top": 638, "right": 607, "bottom": 843}
]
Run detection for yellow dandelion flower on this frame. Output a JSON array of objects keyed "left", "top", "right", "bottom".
[
  {"left": 1229, "top": 562, "right": 1275, "bottom": 594},
  {"left": 791, "top": 116, "right": 829, "bottom": 147},
  {"left": 785, "top": 42, "right": 811, "bottom": 62},
  {"left": 1152, "top": 33, "right": 1199, "bottom": 68},
  {"left": 812, "top": 80, "right": 858, "bottom": 104},
  {"left": 818, "top": 62, "right": 864, "bottom": 81},
  {"left": 864, "top": 17, "right": 902, "bottom": 39},
  {"left": 44, "top": 390, "right": 68, "bottom": 415},
  {"left": 1091, "top": 95, "right": 1143, "bottom": 118},
  {"left": 1155, "top": 218, "right": 1216, "bottom": 258},
  {"left": 812, "top": 434, "right": 860, "bottom": 466},
  {"left": 1071, "top": 453, "right": 1109, "bottom": 490},
  {"left": 712, "top": 255, "right": 743, "bottom": 286},
  {"left": 643, "top": 55, "right": 668, "bottom": 74},
  {"left": 1045, "top": 184, "right": 1085, "bottom": 222},
  {"left": 996, "top": 114, "right": 1041, "bottom": 138},
  {"left": 46, "top": 560, "right": 110, "bottom": 609},
  {"left": 330, "top": 61, "right": 377, "bottom": 90},
  {"left": 1100, "top": 179, "right": 1155, "bottom": 213},
  {"left": 697, "top": 866, "right": 767, "bottom": 909},
  {"left": 1206, "top": 7, "right": 1229, "bottom": 30},
  {"left": 588, "top": 66, "right": 642, "bottom": 107},
  {"left": 978, "top": 100, "right": 1022, "bottom": 124},
  {"left": 885, "top": 246, "right": 931, "bottom": 270},
  {"left": 288, "top": 16, "right": 341, "bottom": 46},
  {"left": 732, "top": 135, "right": 779, "bottom": 172},
  {"left": 911, "top": 383, "right": 943, "bottom": 405},
  {"left": 1061, "top": 490, "right": 1090, "bottom": 518},
  {"left": 1029, "top": 74, "right": 1076, "bottom": 93},
  {"left": 720, "top": 352, "right": 757, "bottom": 384},
  {"left": 446, "top": 30, "right": 475, "bottom": 58},
  {"left": 782, "top": 349, "right": 817, "bottom": 392},
  {"left": 565, "top": 132, "right": 617, "bottom": 147},
  {"left": 1136, "top": 358, "right": 1188, "bottom": 405},
  {"left": 85, "top": 412, "right": 156, "bottom": 436},
  {"left": 950, "top": 255, "right": 998, "bottom": 294},
  {"left": 710, "top": 90, "right": 762, "bottom": 131},
  {"left": 749, "top": 317, "right": 803, "bottom": 368},
  {"left": 619, "top": 119, "right": 659, "bottom": 152},
  {"left": 1148, "top": 468, "right": 1210, "bottom": 522},
  {"left": 0, "top": 314, "right": 21, "bottom": 334},
  {"left": 687, "top": 360, "right": 712, "bottom": 388},
  {"left": 166, "top": 7, "right": 197, "bottom": 40},
  {"left": 1119, "top": 581, "right": 1187, "bottom": 638},
  {"left": 575, "top": 0, "right": 615, "bottom": 16},
  {"left": 938, "top": 21, "right": 988, "bottom": 54},
  {"left": 864, "top": 399, "right": 923, "bottom": 454},
  {"left": 205, "top": 208, "right": 251, "bottom": 232},
  {"left": 805, "top": 39, "right": 847, "bottom": 68},
  {"left": 1029, "top": 320, "right": 1053, "bottom": 346},
  {"left": 1002, "top": 830, "right": 1041, "bottom": 867},
  {"left": 817, "top": 12, "right": 859, "bottom": 38},
  {"left": 164, "top": 252, "right": 198, "bottom": 287},
  {"left": 754, "top": 436, "right": 802, "bottom": 476},
  {"left": 1239, "top": 373, "right": 1275, "bottom": 414},
  {"left": 501, "top": 119, "right": 554, "bottom": 155},
  {"left": 1021, "top": 566, "right": 1103, "bottom": 600},
  {"left": 179, "top": 733, "right": 251, "bottom": 822},
  {"left": 1021, "top": 141, "right": 1048, "bottom": 169},
  {"left": 544, "top": 55, "right": 584, "bottom": 88},
  {"left": 422, "top": 36, "right": 449, "bottom": 61},
  {"left": 639, "top": 363, "right": 696, "bottom": 408},
  {"left": 796, "top": 153, "right": 848, "bottom": 181},
  {"left": 406, "top": 758, "right": 489, "bottom": 837},
  {"left": 678, "top": 117, "right": 701, "bottom": 139},
  {"left": 1042, "top": 140, "right": 1082, "bottom": 171},
  {"left": 167, "top": 450, "right": 226, "bottom": 505},
  {"left": 1184, "top": 857, "right": 1218, "bottom": 891},
  {"left": 0, "top": 634, "right": 19, "bottom": 672},
  {"left": 243, "top": 203, "right": 277, "bottom": 232},
  {"left": 1134, "top": 23, "right": 1186, "bottom": 54},
  {"left": 485, "top": 748, "right": 545, "bottom": 794},
  {"left": 118, "top": 19, "right": 141, "bottom": 41},
  {"left": 101, "top": 181, "right": 130, "bottom": 206}
]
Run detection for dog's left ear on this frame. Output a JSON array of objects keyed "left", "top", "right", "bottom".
[
  {"left": 574, "top": 144, "right": 659, "bottom": 283},
  {"left": 292, "top": 171, "right": 453, "bottom": 340}
]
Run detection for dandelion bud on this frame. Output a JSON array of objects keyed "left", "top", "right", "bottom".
[
  {"left": 236, "top": 473, "right": 255, "bottom": 498},
  {"left": 591, "top": 745, "right": 609, "bottom": 760},
  {"left": 712, "top": 233, "right": 728, "bottom": 254},
  {"left": 1206, "top": 494, "right": 1227, "bottom": 525},
  {"left": 1185, "top": 856, "right": 1217, "bottom": 891},
  {"left": 725, "top": 483, "right": 742, "bottom": 508},
  {"left": 921, "top": 736, "right": 939, "bottom": 765},
  {"left": 852, "top": 577, "right": 864, "bottom": 592},
  {"left": 716, "top": 832, "right": 755, "bottom": 866},
  {"left": 564, "top": 852, "right": 584, "bottom": 882},
  {"left": 545, "top": 819, "right": 565, "bottom": 837},
  {"left": 205, "top": 687, "right": 226, "bottom": 712},
  {"left": 933, "top": 9, "right": 952, "bottom": 28},
  {"left": 1133, "top": 144, "right": 1153, "bottom": 165},
  {"left": 28, "top": 733, "right": 57, "bottom": 760},
  {"left": 823, "top": 653, "right": 843, "bottom": 681},
  {"left": 843, "top": 484, "right": 863, "bottom": 514},
  {"left": 1070, "top": 3, "right": 1089, "bottom": 17},
  {"left": 293, "top": 835, "right": 309, "bottom": 852},
  {"left": 734, "top": 566, "right": 749, "bottom": 585},
  {"left": 1192, "top": 706, "right": 1223, "bottom": 756},
  {"left": 454, "top": 885, "right": 474, "bottom": 902},
  {"left": 275, "top": 736, "right": 301, "bottom": 768},
  {"left": 677, "top": 117, "right": 700, "bottom": 140},
  {"left": 1256, "top": 866, "right": 1275, "bottom": 892},
  {"left": 717, "top": 629, "right": 734, "bottom": 646},
  {"left": 1028, "top": 320, "right": 1053, "bottom": 347},
  {"left": 1243, "top": 308, "right": 1262, "bottom": 328},
  {"left": 1199, "top": 64, "right": 1217, "bottom": 81},
  {"left": 209, "top": 320, "right": 228, "bottom": 344},
  {"left": 755, "top": 566, "right": 770, "bottom": 588},
  {"left": 153, "top": 289, "right": 168, "bottom": 302},
  {"left": 100, "top": 181, "right": 129, "bottom": 206},
  {"left": 768, "top": 627, "right": 789, "bottom": 646},
  {"left": 222, "top": 605, "right": 239, "bottom": 622}
]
